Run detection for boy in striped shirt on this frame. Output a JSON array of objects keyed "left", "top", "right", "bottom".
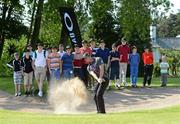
[{"left": 47, "top": 46, "right": 61, "bottom": 81}]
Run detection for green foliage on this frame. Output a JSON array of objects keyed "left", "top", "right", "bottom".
[
  {"left": 153, "top": 63, "right": 160, "bottom": 77},
  {"left": 88, "top": 0, "right": 121, "bottom": 47},
  {"left": 0, "top": 36, "right": 27, "bottom": 77},
  {"left": 118, "top": 0, "right": 152, "bottom": 53},
  {"left": 160, "top": 49, "right": 180, "bottom": 76},
  {"left": 157, "top": 12, "right": 180, "bottom": 37}
]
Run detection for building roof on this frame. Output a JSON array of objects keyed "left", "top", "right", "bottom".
[{"left": 156, "top": 38, "right": 180, "bottom": 50}]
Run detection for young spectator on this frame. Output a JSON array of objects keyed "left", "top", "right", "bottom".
[
  {"left": 129, "top": 46, "right": 140, "bottom": 87},
  {"left": 89, "top": 39, "right": 98, "bottom": 57},
  {"left": 117, "top": 38, "right": 130, "bottom": 86},
  {"left": 61, "top": 45, "right": 74, "bottom": 79},
  {"left": 58, "top": 44, "right": 66, "bottom": 59},
  {"left": 13, "top": 53, "right": 23, "bottom": 96},
  {"left": 80, "top": 40, "right": 92, "bottom": 87},
  {"left": 142, "top": 46, "right": 154, "bottom": 87},
  {"left": 22, "top": 50, "right": 34, "bottom": 96},
  {"left": 96, "top": 40, "right": 110, "bottom": 71},
  {"left": 73, "top": 44, "right": 84, "bottom": 80},
  {"left": 33, "top": 43, "right": 48, "bottom": 97},
  {"left": 160, "top": 55, "right": 169, "bottom": 87},
  {"left": 46, "top": 47, "right": 52, "bottom": 84},
  {"left": 108, "top": 43, "right": 120, "bottom": 90},
  {"left": 47, "top": 46, "right": 61, "bottom": 81},
  {"left": 85, "top": 54, "right": 109, "bottom": 114},
  {"left": 23, "top": 44, "right": 34, "bottom": 58}
]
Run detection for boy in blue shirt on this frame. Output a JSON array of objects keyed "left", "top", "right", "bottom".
[
  {"left": 96, "top": 40, "right": 110, "bottom": 70},
  {"left": 61, "top": 46, "right": 74, "bottom": 79},
  {"left": 108, "top": 44, "right": 120, "bottom": 90},
  {"left": 129, "top": 46, "right": 140, "bottom": 87}
]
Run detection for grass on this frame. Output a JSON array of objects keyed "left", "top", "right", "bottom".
[
  {"left": 0, "top": 105, "right": 180, "bottom": 124},
  {"left": 0, "top": 77, "right": 179, "bottom": 94}
]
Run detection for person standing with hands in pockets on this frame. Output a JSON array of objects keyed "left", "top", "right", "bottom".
[{"left": 85, "top": 54, "right": 109, "bottom": 114}]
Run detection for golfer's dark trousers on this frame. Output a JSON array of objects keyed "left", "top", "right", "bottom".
[
  {"left": 94, "top": 77, "right": 109, "bottom": 113},
  {"left": 143, "top": 64, "right": 154, "bottom": 86}
]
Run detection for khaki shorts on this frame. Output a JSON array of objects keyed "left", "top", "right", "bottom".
[
  {"left": 24, "top": 72, "right": 33, "bottom": 85},
  {"left": 35, "top": 67, "right": 47, "bottom": 82}
]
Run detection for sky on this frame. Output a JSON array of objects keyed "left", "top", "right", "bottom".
[{"left": 170, "top": 0, "right": 180, "bottom": 13}]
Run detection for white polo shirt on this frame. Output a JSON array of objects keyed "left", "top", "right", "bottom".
[{"left": 33, "top": 50, "right": 48, "bottom": 67}]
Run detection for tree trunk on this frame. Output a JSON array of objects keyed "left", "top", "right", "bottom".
[
  {"left": 0, "top": 35, "right": 5, "bottom": 59},
  {"left": 27, "top": 0, "right": 37, "bottom": 46},
  {"left": 31, "top": 0, "right": 44, "bottom": 49},
  {"left": 0, "top": 3, "right": 8, "bottom": 59}
]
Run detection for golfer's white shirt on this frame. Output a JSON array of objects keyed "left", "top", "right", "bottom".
[{"left": 33, "top": 50, "right": 48, "bottom": 67}]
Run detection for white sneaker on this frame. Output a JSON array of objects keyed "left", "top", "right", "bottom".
[
  {"left": 15, "top": 93, "right": 18, "bottom": 97},
  {"left": 115, "top": 84, "right": 121, "bottom": 89},
  {"left": 18, "top": 92, "right": 22, "bottom": 96},
  {"left": 38, "top": 91, "right": 43, "bottom": 97}
]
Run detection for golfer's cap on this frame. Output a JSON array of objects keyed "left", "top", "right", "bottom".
[{"left": 83, "top": 53, "right": 92, "bottom": 58}]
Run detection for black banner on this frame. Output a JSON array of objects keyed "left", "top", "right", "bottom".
[{"left": 59, "top": 7, "right": 82, "bottom": 47}]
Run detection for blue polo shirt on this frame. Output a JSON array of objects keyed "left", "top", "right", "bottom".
[
  {"left": 96, "top": 48, "right": 110, "bottom": 64},
  {"left": 61, "top": 53, "right": 74, "bottom": 70},
  {"left": 129, "top": 53, "right": 140, "bottom": 66}
]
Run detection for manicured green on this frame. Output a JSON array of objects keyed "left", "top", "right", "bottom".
[
  {"left": 0, "top": 77, "right": 179, "bottom": 94},
  {"left": 0, "top": 105, "right": 180, "bottom": 124}
]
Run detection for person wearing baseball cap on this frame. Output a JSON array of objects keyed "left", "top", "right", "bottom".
[
  {"left": 142, "top": 45, "right": 154, "bottom": 87},
  {"left": 61, "top": 45, "right": 74, "bottom": 79}
]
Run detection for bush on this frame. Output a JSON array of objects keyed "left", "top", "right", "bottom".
[{"left": 153, "top": 63, "right": 160, "bottom": 77}]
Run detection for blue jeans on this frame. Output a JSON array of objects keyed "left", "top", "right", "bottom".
[
  {"left": 130, "top": 65, "right": 139, "bottom": 85},
  {"left": 50, "top": 68, "right": 60, "bottom": 81},
  {"left": 63, "top": 69, "right": 73, "bottom": 79}
]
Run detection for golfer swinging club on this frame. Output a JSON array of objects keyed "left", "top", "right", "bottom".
[{"left": 84, "top": 54, "right": 109, "bottom": 114}]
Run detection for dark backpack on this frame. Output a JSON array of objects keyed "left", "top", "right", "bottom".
[{"left": 34, "top": 50, "right": 46, "bottom": 59}]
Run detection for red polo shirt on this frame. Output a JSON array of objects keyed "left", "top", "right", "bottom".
[
  {"left": 142, "top": 52, "right": 154, "bottom": 65},
  {"left": 117, "top": 44, "right": 130, "bottom": 63}
]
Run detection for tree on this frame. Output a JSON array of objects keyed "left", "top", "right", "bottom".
[
  {"left": 0, "top": 0, "right": 28, "bottom": 59},
  {"left": 88, "top": 0, "right": 121, "bottom": 48},
  {"left": 157, "top": 12, "right": 180, "bottom": 37},
  {"left": 118, "top": 0, "right": 171, "bottom": 53},
  {"left": 31, "top": 0, "right": 44, "bottom": 49}
]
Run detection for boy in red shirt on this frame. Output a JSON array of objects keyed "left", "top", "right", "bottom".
[
  {"left": 117, "top": 38, "right": 130, "bottom": 87},
  {"left": 73, "top": 44, "right": 84, "bottom": 81},
  {"left": 80, "top": 40, "right": 92, "bottom": 88},
  {"left": 142, "top": 46, "right": 154, "bottom": 87}
]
